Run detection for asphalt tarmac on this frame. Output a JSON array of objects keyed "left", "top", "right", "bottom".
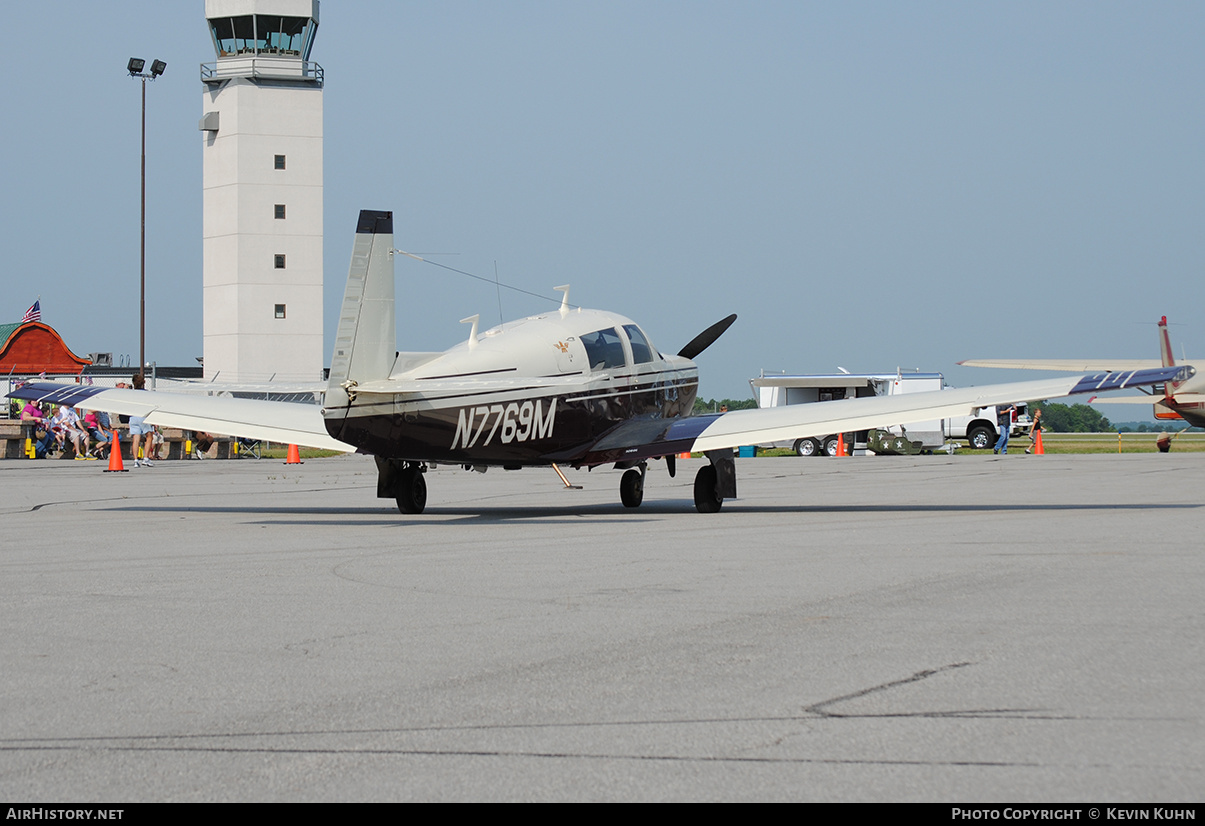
[{"left": 1, "top": 453, "right": 1201, "bottom": 802}]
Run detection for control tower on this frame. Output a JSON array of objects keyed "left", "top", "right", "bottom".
[{"left": 200, "top": 0, "right": 323, "bottom": 383}]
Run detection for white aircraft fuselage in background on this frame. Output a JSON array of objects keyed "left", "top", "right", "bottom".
[{"left": 961, "top": 316, "right": 1205, "bottom": 428}]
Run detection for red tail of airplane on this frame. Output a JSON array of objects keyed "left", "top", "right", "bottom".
[
  {"left": 1159, "top": 315, "right": 1174, "bottom": 371},
  {"left": 1155, "top": 315, "right": 1193, "bottom": 421}
]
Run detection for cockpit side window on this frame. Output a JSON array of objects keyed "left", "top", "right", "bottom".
[
  {"left": 623, "top": 325, "right": 655, "bottom": 364},
  {"left": 580, "top": 327, "right": 626, "bottom": 370}
]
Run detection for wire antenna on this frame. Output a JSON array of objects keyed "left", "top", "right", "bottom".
[
  {"left": 494, "top": 260, "right": 504, "bottom": 330},
  {"left": 393, "top": 248, "right": 578, "bottom": 309}
]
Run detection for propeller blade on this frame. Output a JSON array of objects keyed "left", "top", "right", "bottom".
[{"left": 678, "top": 314, "right": 737, "bottom": 360}]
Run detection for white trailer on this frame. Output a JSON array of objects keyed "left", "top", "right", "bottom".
[{"left": 750, "top": 370, "right": 1030, "bottom": 455}]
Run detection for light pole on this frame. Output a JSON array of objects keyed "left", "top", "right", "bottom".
[{"left": 127, "top": 57, "right": 166, "bottom": 382}]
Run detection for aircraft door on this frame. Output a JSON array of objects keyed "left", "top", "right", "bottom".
[{"left": 555, "top": 336, "right": 581, "bottom": 374}]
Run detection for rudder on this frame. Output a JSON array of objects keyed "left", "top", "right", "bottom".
[{"left": 325, "top": 210, "right": 396, "bottom": 413}]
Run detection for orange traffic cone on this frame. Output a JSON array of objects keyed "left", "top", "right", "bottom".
[
  {"left": 285, "top": 443, "right": 303, "bottom": 464},
  {"left": 104, "top": 431, "right": 128, "bottom": 472},
  {"left": 1033, "top": 430, "right": 1044, "bottom": 455},
  {"left": 836, "top": 432, "right": 846, "bottom": 457}
]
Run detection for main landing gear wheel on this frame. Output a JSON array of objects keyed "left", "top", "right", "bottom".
[
  {"left": 395, "top": 464, "right": 427, "bottom": 514},
  {"left": 620, "top": 468, "right": 644, "bottom": 508},
  {"left": 693, "top": 464, "right": 722, "bottom": 513}
]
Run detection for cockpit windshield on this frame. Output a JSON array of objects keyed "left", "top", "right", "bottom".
[
  {"left": 580, "top": 328, "right": 626, "bottom": 371},
  {"left": 623, "top": 325, "right": 655, "bottom": 364}
]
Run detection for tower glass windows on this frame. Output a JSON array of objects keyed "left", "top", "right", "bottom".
[{"left": 209, "top": 15, "right": 317, "bottom": 60}]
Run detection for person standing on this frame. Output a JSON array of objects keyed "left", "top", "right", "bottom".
[
  {"left": 128, "top": 374, "right": 153, "bottom": 467},
  {"left": 1025, "top": 408, "right": 1043, "bottom": 454},
  {"left": 994, "top": 405, "right": 1016, "bottom": 454}
]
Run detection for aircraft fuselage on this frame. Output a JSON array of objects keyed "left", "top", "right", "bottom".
[
  {"left": 326, "top": 369, "right": 699, "bottom": 466},
  {"left": 322, "top": 307, "right": 700, "bottom": 467}
]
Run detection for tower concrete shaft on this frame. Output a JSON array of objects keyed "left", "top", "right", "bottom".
[{"left": 200, "top": 0, "right": 324, "bottom": 383}]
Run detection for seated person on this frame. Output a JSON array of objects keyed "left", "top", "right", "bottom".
[
  {"left": 20, "top": 401, "right": 55, "bottom": 458},
  {"left": 192, "top": 431, "right": 216, "bottom": 459},
  {"left": 51, "top": 405, "right": 89, "bottom": 459},
  {"left": 44, "top": 406, "right": 70, "bottom": 454},
  {"left": 82, "top": 410, "right": 111, "bottom": 459},
  {"left": 146, "top": 424, "right": 165, "bottom": 460}
]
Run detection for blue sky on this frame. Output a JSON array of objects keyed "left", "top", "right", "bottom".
[{"left": 2, "top": 1, "right": 1202, "bottom": 416}]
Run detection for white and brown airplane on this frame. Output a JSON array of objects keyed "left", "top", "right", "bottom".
[
  {"left": 11, "top": 211, "right": 1192, "bottom": 513},
  {"left": 960, "top": 316, "right": 1205, "bottom": 429}
]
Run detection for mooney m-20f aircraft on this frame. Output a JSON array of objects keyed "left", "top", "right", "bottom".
[
  {"left": 961, "top": 316, "right": 1205, "bottom": 428},
  {"left": 10, "top": 211, "right": 1194, "bottom": 513}
]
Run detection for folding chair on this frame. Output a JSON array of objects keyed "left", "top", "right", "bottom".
[{"left": 235, "top": 437, "right": 262, "bottom": 459}]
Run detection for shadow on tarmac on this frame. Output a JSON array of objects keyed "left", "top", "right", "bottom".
[{"left": 94, "top": 500, "right": 1202, "bottom": 526}]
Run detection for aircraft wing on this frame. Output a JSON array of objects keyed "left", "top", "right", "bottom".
[
  {"left": 577, "top": 367, "right": 1192, "bottom": 464},
  {"left": 7, "top": 382, "right": 351, "bottom": 452},
  {"left": 958, "top": 358, "right": 1160, "bottom": 371}
]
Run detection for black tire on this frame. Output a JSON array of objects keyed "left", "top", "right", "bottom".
[
  {"left": 620, "top": 468, "right": 644, "bottom": 508},
  {"left": 967, "top": 425, "right": 995, "bottom": 450},
  {"left": 693, "top": 465, "right": 722, "bottom": 513},
  {"left": 396, "top": 465, "right": 427, "bottom": 514},
  {"left": 794, "top": 438, "right": 819, "bottom": 457},
  {"left": 823, "top": 436, "right": 840, "bottom": 457}
]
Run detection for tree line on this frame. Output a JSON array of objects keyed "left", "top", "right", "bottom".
[
  {"left": 1033, "top": 402, "right": 1112, "bottom": 433},
  {"left": 1035, "top": 401, "right": 1197, "bottom": 433},
  {"left": 693, "top": 398, "right": 758, "bottom": 414}
]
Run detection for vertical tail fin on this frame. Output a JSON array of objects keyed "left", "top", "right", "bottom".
[
  {"left": 326, "top": 210, "right": 396, "bottom": 410},
  {"left": 1158, "top": 315, "right": 1181, "bottom": 398},
  {"left": 1159, "top": 316, "right": 1174, "bottom": 368}
]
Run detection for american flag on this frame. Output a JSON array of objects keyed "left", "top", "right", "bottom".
[{"left": 21, "top": 300, "right": 41, "bottom": 324}]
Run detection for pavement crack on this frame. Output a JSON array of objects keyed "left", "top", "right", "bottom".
[{"left": 804, "top": 662, "right": 973, "bottom": 717}]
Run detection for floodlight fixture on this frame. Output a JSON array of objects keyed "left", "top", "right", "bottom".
[
  {"left": 150, "top": 60, "right": 167, "bottom": 78},
  {"left": 128, "top": 57, "right": 145, "bottom": 75}
]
